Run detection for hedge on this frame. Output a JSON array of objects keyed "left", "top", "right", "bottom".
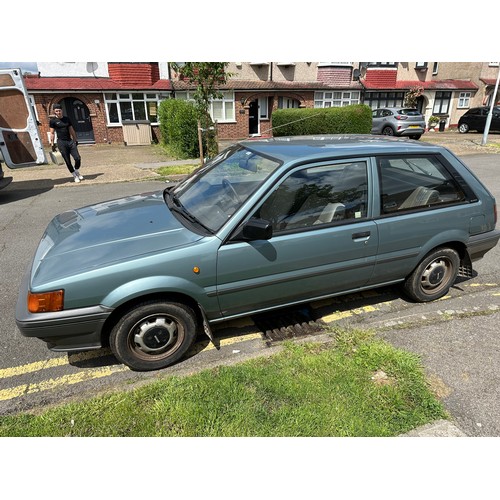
[
  {"left": 158, "top": 99, "right": 199, "bottom": 159},
  {"left": 271, "top": 104, "right": 372, "bottom": 136}
]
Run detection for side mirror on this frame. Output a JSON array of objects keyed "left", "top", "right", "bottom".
[{"left": 233, "top": 218, "right": 273, "bottom": 241}]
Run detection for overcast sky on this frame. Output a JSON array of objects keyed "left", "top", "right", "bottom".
[{"left": 0, "top": 62, "right": 38, "bottom": 73}]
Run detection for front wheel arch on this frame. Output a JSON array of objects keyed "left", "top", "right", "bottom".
[{"left": 109, "top": 299, "right": 199, "bottom": 371}]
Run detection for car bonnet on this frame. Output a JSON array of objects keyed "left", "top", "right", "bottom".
[{"left": 30, "top": 190, "right": 204, "bottom": 287}]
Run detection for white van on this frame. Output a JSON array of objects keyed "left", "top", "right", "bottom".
[{"left": 0, "top": 68, "right": 46, "bottom": 189}]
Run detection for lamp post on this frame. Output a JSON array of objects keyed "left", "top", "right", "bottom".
[{"left": 481, "top": 64, "right": 500, "bottom": 146}]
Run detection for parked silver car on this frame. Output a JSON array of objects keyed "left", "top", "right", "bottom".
[
  {"left": 371, "top": 107, "right": 426, "bottom": 140},
  {"left": 16, "top": 136, "right": 499, "bottom": 371}
]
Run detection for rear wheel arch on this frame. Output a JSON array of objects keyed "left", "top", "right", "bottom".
[{"left": 403, "top": 242, "right": 468, "bottom": 302}]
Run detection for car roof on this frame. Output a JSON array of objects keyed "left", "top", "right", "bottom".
[{"left": 238, "top": 135, "right": 444, "bottom": 163}]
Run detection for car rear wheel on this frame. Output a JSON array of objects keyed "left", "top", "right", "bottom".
[
  {"left": 382, "top": 126, "right": 395, "bottom": 136},
  {"left": 409, "top": 134, "right": 422, "bottom": 140},
  {"left": 109, "top": 300, "right": 198, "bottom": 371},
  {"left": 403, "top": 247, "right": 460, "bottom": 302},
  {"left": 458, "top": 123, "right": 469, "bottom": 133}
]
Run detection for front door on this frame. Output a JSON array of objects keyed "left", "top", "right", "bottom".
[
  {"left": 62, "top": 97, "right": 95, "bottom": 143},
  {"left": 216, "top": 159, "right": 378, "bottom": 317},
  {"left": 248, "top": 100, "right": 259, "bottom": 136}
]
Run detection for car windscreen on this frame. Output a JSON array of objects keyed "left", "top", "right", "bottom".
[{"left": 170, "top": 145, "right": 281, "bottom": 232}]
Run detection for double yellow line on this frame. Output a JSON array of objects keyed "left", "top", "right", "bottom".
[{"left": 0, "top": 333, "right": 262, "bottom": 403}]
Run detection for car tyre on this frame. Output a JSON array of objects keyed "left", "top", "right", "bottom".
[
  {"left": 382, "top": 126, "right": 395, "bottom": 136},
  {"left": 458, "top": 123, "right": 469, "bottom": 133},
  {"left": 409, "top": 134, "right": 422, "bottom": 140},
  {"left": 110, "top": 300, "right": 198, "bottom": 371},
  {"left": 403, "top": 247, "right": 460, "bottom": 302}
]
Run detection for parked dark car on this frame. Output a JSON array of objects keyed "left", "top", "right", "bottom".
[
  {"left": 371, "top": 107, "right": 426, "bottom": 139},
  {"left": 458, "top": 106, "right": 500, "bottom": 133},
  {"left": 16, "top": 136, "right": 500, "bottom": 371}
]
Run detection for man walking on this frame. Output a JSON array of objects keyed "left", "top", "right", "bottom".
[{"left": 49, "top": 104, "right": 84, "bottom": 183}]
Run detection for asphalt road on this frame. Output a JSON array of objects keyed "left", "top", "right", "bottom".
[{"left": 0, "top": 154, "right": 499, "bottom": 437}]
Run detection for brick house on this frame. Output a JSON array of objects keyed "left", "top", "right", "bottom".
[{"left": 24, "top": 61, "right": 500, "bottom": 146}]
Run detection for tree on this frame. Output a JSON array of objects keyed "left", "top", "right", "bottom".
[
  {"left": 171, "top": 62, "right": 232, "bottom": 159},
  {"left": 403, "top": 85, "right": 424, "bottom": 108}
]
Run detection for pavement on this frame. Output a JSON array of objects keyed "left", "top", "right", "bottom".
[{"left": 4, "top": 131, "right": 500, "bottom": 437}]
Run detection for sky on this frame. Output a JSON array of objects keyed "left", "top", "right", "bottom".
[{"left": 0, "top": 62, "right": 38, "bottom": 73}]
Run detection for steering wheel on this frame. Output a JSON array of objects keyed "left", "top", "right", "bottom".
[{"left": 222, "top": 178, "right": 241, "bottom": 204}]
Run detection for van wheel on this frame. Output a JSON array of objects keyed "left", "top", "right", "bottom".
[
  {"left": 458, "top": 123, "right": 469, "bottom": 133},
  {"left": 110, "top": 300, "right": 197, "bottom": 371},
  {"left": 403, "top": 248, "right": 460, "bottom": 302},
  {"left": 382, "top": 126, "right": 395, "bottom": 136}
]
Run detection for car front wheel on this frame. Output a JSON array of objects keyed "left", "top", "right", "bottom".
[
  {"left": 403, "top": 247, "right": 460, "bottom": 302},
  {"left": 110, "top": 300, "right": 198, "bottom": 371},
  {"left": 458, "top": 123, "right": 469, "bottom": 133}
]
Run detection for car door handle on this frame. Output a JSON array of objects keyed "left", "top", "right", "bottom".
[{"left": 352, "top": 231, "right": 371, "bottom": 240}]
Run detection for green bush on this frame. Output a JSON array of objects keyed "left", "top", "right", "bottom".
[
  {"left": 158, "top": 99, "right": 199, "bottom": 159},
  {"left": 272, "top": 104, "right": 372, "bottom": 136}
]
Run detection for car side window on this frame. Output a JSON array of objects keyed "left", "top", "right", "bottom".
[
  {"left": 378, "top": 156, "right": 466, "bottom": 214},
  {"left": 255, "top": 161, "right": 368, "bottom": 232},
  {"left": 381, "top": 109, "right": 392, "bottom": 117}
]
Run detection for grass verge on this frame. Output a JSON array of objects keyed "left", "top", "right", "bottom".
[{"left": 0, "top": 328, "right": 446, "bottom": 437}]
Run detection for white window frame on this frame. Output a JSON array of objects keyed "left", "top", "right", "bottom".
[
  {"left": 175, "top": 90, "right": 235, "bottom": 123},
  {"left": 314, "top": 91, "right": 360, "bottom": 108},
  {"left": 458, "top": 92, "right": 471, "bottom": 109},
  {"left": 104, "top": 92, "right": 169, "bottom": 126}
]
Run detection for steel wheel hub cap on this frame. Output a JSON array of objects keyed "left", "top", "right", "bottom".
[
  {"left": 422, "top": 260, "right": 447, "bottom": 289},
  {"left": 134, "top": 317, "right": 177, "bottom": 353}
]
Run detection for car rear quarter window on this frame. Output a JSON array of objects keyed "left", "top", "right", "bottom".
[{"left": 378, "top": 156, "right": 466, "bottom": 214}]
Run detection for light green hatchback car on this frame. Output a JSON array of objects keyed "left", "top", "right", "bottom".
[{"left": 16, "top": 135, "right": 500, "bottom": 371}]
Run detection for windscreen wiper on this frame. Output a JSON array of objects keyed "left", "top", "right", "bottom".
[{"left": 167, "top": 191, "right": 214, "bottom": 234}]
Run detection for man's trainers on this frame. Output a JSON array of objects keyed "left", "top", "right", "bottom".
[
  {"left": 75, "top": 170, "right": 84, "bottom": 180},
  {"left": 73, "top": 175, "right": 81, "bottom": 183}
]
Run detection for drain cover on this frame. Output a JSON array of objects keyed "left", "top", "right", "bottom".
[{"left": 252, "top": 305, "right": 326, "bottom": 343}]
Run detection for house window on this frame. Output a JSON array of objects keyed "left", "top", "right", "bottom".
[
  {"left": 458, "top": 92, "right": 472, "bottom": 108},
  {"left": 364, "top": 92, "right": 405, "bottom": 109},
  {"left": 314, "top": 91, "right": 360, "bottom": 107},
  {"left": 432, "top": 62, "right": 439, "bottom": 75},
  {"left": 415, "top": 62, "right": 428, "bottom": 69},
  {"left": 259, "top": 97, "right": 270, "bottom": 118},
  {"left": 104, "top": 92, "right": 168, "bottom": 125},
  {"left": 278, "top": 96, "right": 299, "bottom": 109},
  {"left": 433, "top": 91, "right": 452, "bottom": 114},
  {"left": 175, "top": 90, "right": 235, "bottom": 123}
]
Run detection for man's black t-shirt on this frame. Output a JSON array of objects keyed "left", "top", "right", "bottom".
[{"left": 49, "top": 116, "right": 73, "bottom": 141}]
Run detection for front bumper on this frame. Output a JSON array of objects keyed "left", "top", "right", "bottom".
[{"left": 15, "top": 270, "right": 113, "bottom": 352}]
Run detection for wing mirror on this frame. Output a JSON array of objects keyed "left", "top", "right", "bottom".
[{"left": 233, "top": 218, "right": 273, "bottom": 241}]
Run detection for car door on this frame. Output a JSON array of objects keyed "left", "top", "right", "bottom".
[
  {"left": 371, "top": 109, "right": 382, "bottom": 134},
  {"left": 491, "top": 107, "right": 500, "bottom": 132},
  {"left": 0, "top": 68, "right": 46, "bottom": 169},
  {"left": 215, "top": 159, "right": 379, "bottom": 317}
]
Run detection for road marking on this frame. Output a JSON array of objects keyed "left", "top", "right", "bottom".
[
  {"left": 322, "top": 305, "right": 378, "bottom": 323},
  {"left": 0, "top": 365, "right": 127, "bottom": 402},
  {"left": 0, "top": 333, "right": 264, "bottom": 402}
]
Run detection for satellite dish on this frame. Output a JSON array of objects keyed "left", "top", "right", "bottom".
[{"left": 86, "top": 62, "right": 98, "bottom": 73}]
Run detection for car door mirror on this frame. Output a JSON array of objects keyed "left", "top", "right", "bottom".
[{"left": 232, "top": 218, "right": 273, "bottom": 241}]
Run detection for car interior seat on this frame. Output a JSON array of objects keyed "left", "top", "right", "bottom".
[{"left": 399, "top": 186, "right": 440, "bottom": 209}]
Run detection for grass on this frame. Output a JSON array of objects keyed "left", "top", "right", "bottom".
[
  {"left": 155, "top": 164, "right": 199, "bottom": 177},
  {"left": 0, "top": 327, "right": 446, "bottom": 437}
]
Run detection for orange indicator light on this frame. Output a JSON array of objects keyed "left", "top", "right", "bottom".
[
  {"left": 28, "top": 290, "right": 64, "bottom": 313},
  {"left": 193, "top": 266, "right": 200, "bottom": 274}
]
